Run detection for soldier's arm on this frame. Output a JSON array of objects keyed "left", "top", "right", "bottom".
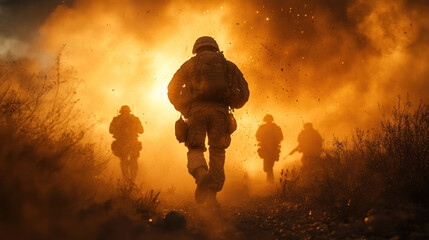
[
  {"left": 232, "top": 63, "right": 249, "bottom": 92},
  {"left": 168, "top": 67, "right": 186, "bottom": 102},
  {"left": 227, "top": 61, "right": 249, "bottom": 109},
  {"left": 136, "top": 117, "right": 144, "bottom": 134},
  {"left": 317, "top": 132, "right": 323, "bottom": 147},
  {"left": 296, "top": 132, "right": 303, "bottom": 152},
  {"left": 228, "top": 61, "right": 245, "bottom": 78},
  {"left": 289, "top": 146, "right": 299, "bottom": 155},
  {"left": 278, "top": 126, "right": 284, "bottom": 142},
  {"left": 109, "top": 117, "right": 117, "bottom": 134},
  {"left": 255, "top": 125, "right": 263, "bottom": 142},
  {"left": 167, "top": 59, "right": 194, "bottom": 113}
]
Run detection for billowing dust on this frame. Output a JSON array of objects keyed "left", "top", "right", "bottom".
[{"left": 2, "top": 0, "right": 429, "bottom": 198}]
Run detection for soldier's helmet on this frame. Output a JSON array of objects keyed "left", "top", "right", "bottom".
[
  {"left": 303, "top": 122, "right": 313, "bottom": 129},
  {"left": 192, "top": 36, "right": 219, "bottom": 54},
  {"left": 119, "top": 105, "right": 131, "bottom": 114},
  {"left": 263, "top": 114, "right": 274, "bottom": 122}
]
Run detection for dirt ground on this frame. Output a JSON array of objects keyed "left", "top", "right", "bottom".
[{"left": 151, "top": 190, "right": 429, "bottom": 240}]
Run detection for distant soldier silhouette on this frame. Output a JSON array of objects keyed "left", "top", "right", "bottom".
[
  {"left": 256, "top": 114, "right": 283, "bottom": 183},
  {"left": 290, "top": 122, "right": 323, "bottom": 172},
  {"left": 109, "top": 105, "right": 144, "bottom": 182},
  {"left": 168, "top": 36, "right": 249, "bottom": 206}
]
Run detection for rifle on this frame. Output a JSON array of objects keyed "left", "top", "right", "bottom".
[
  {"left": 289, "top": 146, "right": 299, "bottom": 155},
  {"left": 282, "top": 146, "right": 299, "bottom": 161}
]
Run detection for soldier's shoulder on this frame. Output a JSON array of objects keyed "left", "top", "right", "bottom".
[
  {"left": 226, "top": 60, "right": 239, "bottom": 68},
  {"left": 130, "top": 114, "right": 141, "bottom": 120},
  {"left": 226, "top": 60, "right": 243, "bottom": 74},
  {"left": 180, "top": 57, "right": 197, "bottom": 69}
]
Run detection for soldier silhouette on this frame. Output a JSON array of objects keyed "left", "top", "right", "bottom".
[
  {"left": 256, "top": 114, "right": 283, "bottom": 183},
  {"left": 290, "top": 122, "right": 323, "bottom": 172},
  {"left": 168, "top": 36, "right": 249, "bottom": 206},
  {"left": 109, "top": 105, "right": 143, "bottom": 182}
]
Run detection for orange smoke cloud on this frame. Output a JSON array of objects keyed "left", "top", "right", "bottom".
[{"left": 2, "top": 0, "right": 429, "bottom": 190}]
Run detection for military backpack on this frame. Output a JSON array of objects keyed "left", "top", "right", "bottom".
[{"left": 192, "top": 51, "right": 249, "bottom": 109}]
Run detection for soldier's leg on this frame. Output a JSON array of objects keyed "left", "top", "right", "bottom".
[
  {"left": 129, "top": 151, "right": 139, "bottom": 182},
  {"left": 207, "top": 147, "right": 226, "bottom": 191},
  {"left": 263, "top": 159, "right": 275, "bottom": 183},
  {"left": 267, "top": 168, "right": 274, "bottom": 183},
  {"left": 301, "top": 155, "right": 312, "bottom": 176},
  {"left": 185, "top": 110, "right": 209, "bottom": 179},
  {"left": 120, "top": 154, "right": 130, "bottom": 180},
  {"left": 186, "top": 109, "right": 210, "bottom": 203},
  {"left": 207, "top": 110, "right": 231, "bottom": 194}
]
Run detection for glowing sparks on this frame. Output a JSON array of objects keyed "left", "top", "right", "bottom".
[{"left": 266, "top": 17, "right": 269, "bottom": 21}]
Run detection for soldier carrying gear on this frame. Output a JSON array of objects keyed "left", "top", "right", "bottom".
[
  {"left": 109, "top": 105, "right": 144, "bottom": 182},
  {"left": 256, "top": 114, "right": 283, "bottom": 183},
  {"left": 291, "top": 122, "right": 323, "bottom": 172},
  {"left": 168, "top": 36, "right": 249, "bottom": 206}
]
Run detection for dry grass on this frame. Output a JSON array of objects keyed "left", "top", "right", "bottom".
[{"left": 0, "top": 60, "right": 160, "bottom": 239}]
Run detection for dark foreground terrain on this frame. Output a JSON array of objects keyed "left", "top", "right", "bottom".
[{"left": 153, "top": 193, "right": 429, "bottom": 240}]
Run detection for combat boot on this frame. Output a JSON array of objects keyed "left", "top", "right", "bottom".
[
  {"left": 194, "top": 167, "right": 209, "bottom": 204},
  {"left": 205, "top": 189, "right": 219, "bottom": 208}
]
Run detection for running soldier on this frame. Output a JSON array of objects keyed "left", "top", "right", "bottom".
[
  {"left": 168, "top": 36, "right": 249, "bottom": 206},
  {"left": 290, "top": 122, "right": 323, "bottom": 172},
  {"left": 256, "top": 114, "right": 283, "bottom": 183},
  {"left": 109, "top": 105, "right": 144, "bottom": 182}
]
